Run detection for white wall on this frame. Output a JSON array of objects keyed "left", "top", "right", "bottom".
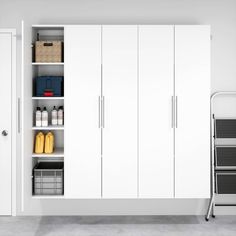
[{"left": 1, "top": 0, "right": 236, "bottom": 215}]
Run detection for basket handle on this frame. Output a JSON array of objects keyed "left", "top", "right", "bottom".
[{"left": 43, "top": 42, "right": 53, "bottom": 46}]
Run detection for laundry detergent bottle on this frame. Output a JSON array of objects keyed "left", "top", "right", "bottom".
[
  {"left": 58, "top": 106, "right": 64, "bottom": 125},
  {"left": 51, "top": 106, "right": 58, "bottom": 126},
  {"left": 35, "top": 107, "right": 42, "bottom": 127},
  {"left": 42, "top": 107, "right": 48, "bottom": 127}
]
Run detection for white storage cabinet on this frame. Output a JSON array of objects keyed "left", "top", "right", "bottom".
[
  {"left": 139, "top": 25, "right": 210, "bottom": 198},
  {"left": 21, "top": 24, "right": 210, "bottom": 201}
]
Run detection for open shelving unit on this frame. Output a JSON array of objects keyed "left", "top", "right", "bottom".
[{"left": 31, "top": 25, "right": 64, "bottom": 197}]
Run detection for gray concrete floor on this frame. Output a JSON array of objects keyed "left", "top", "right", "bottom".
[{"left": 0, "top": 216, "right": 236, "bottom": 236}]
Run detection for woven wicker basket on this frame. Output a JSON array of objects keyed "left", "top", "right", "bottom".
[{"left": 35, "top": 41, "right": 63, "bottom": 62}]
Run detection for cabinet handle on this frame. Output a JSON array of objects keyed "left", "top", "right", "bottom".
[
  {"left": 102, "top": 96, "right": 105, "bottom": 128},
  {"left": 175, "top": 96, "right": 178, "bottom": 128},
  {"left": 98, "top": 96, "right": 101, "bottom": 128},
  {"left": 18, "top": 98, "right": 21, "bottom": 133},
  {"left": 171, "top": 96, "right": 174, "bottom": 128}
]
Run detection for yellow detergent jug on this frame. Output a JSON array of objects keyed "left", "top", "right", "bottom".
[
  {"left": 34, "top": 132, "right": 45, "bottom": 154},
  {"left": 44, "top": 132, "right": 54, "bottom": 154}
]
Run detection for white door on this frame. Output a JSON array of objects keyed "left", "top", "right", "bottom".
[
  {"left": 102, "top": 26, "right": 138, "bottom": 198},
  {"left": 139, "top": 26, "right": 174, "bottom": 198},
  {"left": 175, "top": 25, "right": 210, "bottom": 198},
  {"left": 64, "top": 26, "right": 102, "bottom": 198},
  {"left": 0, "top": 32, "right": 12, "bottom": 214}
]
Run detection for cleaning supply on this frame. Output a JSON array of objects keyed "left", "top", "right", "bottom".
[
  {"left": 34, "top": 132, "right": 45, "bottom": 154},
  {"left": 51, "top": 106, "right": 58, "bottom": 126},
  {"left": 44, "top": 132, "right": 54, "bottom": 154},
  {"left": 58, "top": 106, "right": 63, "bottom": 125},
  {"left": 35, "top": 107, "right": 42, "bottom": 127},
  {"left": 42, "top": 107, "right": 48, "bottom": 127}
]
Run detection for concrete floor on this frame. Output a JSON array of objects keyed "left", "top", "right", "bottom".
[{"left": 0, "top": 216, "right": 236, "bottom": 236}]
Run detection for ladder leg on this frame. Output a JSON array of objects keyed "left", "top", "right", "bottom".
[
  {"left": 212, "top": 202, "right": 216, "bottom": 218},
  {"left": 205, "top": 195, "right": 214, "bottom": 221}
]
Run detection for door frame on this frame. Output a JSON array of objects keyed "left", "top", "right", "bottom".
[{"left": 0, "top": 29, "right": 16, "bottom": 216}]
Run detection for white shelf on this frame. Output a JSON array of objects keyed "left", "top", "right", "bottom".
[
  {"left": 32, "top": 24, "right": 65, "bottom": 28},
  {"left": 32, "top": 148, "right": 64, "bottom": 157},
  {"left": 32, "top": 195, "right": 65, "bottom": 199},
  {"left": 32, "top": 62, "right": 64, "bottom": 65},
  {"left": 32, "top": 125, "right": 64, "bottom": 130},
  {"left": 32, "top": 97, "right": 64, "bottom": 100}
]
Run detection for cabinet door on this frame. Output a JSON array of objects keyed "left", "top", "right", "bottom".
[
  {"left": 64, "top": 26, "right": 101, "bottom": 198},
  {"left": 175, "top": 25, "right": 210, "bottom": 198},
  {"left": 0, "top": 32, "right": 12, "bottom": 215},
  {"left": 102, "top": 26, "right": 138, "bottom": 198},
  {"left": 139, "top": 26, "right": 174, "bottom": 198}
]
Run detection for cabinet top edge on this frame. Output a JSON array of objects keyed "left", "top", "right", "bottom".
[{"left": 32, "top": 24, "right": 211, "bottom": 28}]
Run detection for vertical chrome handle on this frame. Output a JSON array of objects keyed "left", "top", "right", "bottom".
[
  {"left": 102, "top": 96, "right": 105, "bottom": 128},
  {"left": 98, "top": 96, "right": 101, "bottom": 128},
  {"left": 171, "top": 96, "right": 174, "bottom": 128},
  {"left": 175, "top": 96, "right": 178, "bottom": 128},
  {"left": 18, "top": 98, "right": 21, "bottom": 133}
]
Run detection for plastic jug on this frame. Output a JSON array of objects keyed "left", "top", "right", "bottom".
[
  {"left": 34, "top": 132, "right": 45, "bottom": 154},
  {"left": 44, "top": 132, "right": 54, "bottom": 154}
]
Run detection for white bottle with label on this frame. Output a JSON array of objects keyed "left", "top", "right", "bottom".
[
  {"left": 51, "top": 106, "right": 58, "bottom": 126},
  {"left": 42, "top": 107, "right": 48, "bottom": 127},
  {"left": 35, "top": 107, "right": 42, "bottom": 127},
  {"left": 58, "top": 106, "right": 63, "bottom": 126}
]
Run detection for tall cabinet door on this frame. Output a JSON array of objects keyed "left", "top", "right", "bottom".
[
  {"left": 64, "top": 26, "right": 102, "bottom": 198},
  {"left": 0, "top": 32, "right": 12, "bottom": 215},
  {"left": 139, "top": 26, "right": 174, "bottom": 198},
  {"left": 175, "top": 25, "right": 210, "bottom": 198},
  {"left": 102, "top": 26, "right": 138, "bottom": 198}
]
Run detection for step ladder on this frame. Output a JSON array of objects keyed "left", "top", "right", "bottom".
[{"left": 206, "top": 92, "right": 236, "bottom": 221}]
